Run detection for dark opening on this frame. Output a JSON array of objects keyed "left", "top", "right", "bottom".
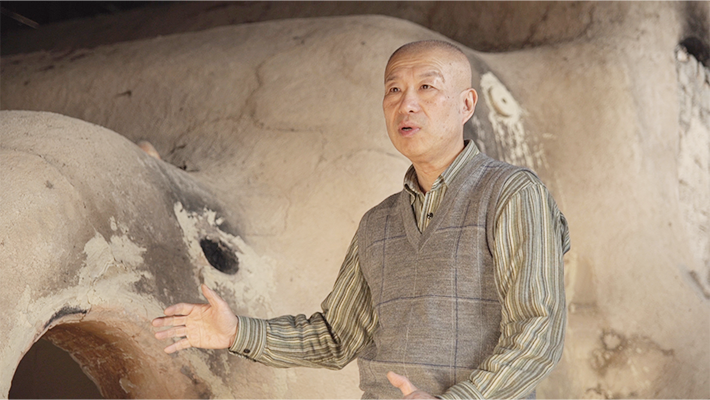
[
  {"left": 10, "top": 312, "right": 213, "bottom": 398},
  {"left": 9, "top": 338, "right": 103, "bottom": 399},
  {"left": 680, "top": 36, "right": 710, "bottom": 68},
  {"left": 199, "top": 237, "right": 239, "bottom": 275}
]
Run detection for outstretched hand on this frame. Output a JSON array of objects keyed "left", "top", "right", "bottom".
[
  {"left": 387, "top": 371, "right": 437, "bottom": 399},
  {"left": 152, "top": 284, "right": 238, "bottom": 353}
]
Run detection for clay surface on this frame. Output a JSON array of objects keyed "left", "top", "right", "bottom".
[
  {"left": 0, "top": 2, "right": 598, "bottom": 56},
  {"left": 1, "top": 7, "right": 709, "bottom": 399}
]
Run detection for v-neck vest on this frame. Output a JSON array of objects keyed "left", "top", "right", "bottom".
[{"left": 356, "top": 153, "right": 524, "bottom": 398}]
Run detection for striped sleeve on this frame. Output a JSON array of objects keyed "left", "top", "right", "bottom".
[
  {"left": 440, "top": 171, "right": 570, "bottom": 399},
  {"left": 229, "top": 233, "right": 378, "bottom": 370}
]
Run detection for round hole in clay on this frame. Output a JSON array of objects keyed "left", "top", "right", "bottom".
[
  {"left": 7, "top": 315, "right": 203, "bottom": 399},
  {"left": 10, "top": 321, "right": 155, "bottom": 399},
  {"left": 9, "top": 338, "right": 103, "bottom": 399},
  {"left": 199, "top": 237, "right": 239, "bottom": 275},
  {"left": 680, "top": 36, "right": 709, "bottom": 67}
]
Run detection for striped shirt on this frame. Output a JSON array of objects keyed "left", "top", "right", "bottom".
[
  {"left": 404, "top": 139, "right": 481, "bottom": 233},
  {"left": 230, "top": 140, "right": 570, "bottom": 399}
]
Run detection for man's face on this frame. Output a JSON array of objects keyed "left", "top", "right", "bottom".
[{"left": 383, "top": 48, "right": 474, "bottom": 166}]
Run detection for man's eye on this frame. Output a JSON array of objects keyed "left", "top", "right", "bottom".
[
  {"left": 421, "top": 84, "right": 431, "bottom": 90},
  {"left": 389, "top": 87, "right": 400, "bottom": 93}
]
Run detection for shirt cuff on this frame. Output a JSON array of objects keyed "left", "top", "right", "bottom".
[
  {"left": 228, "top": 316, "right": 267, "bottom": 360},
  {"left": 437, "top": 380, "right": 484, "bottom": 400}
]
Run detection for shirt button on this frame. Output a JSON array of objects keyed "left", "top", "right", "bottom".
[
  {"left": 427, "top": 213, "right": 434, "bottom": 219},
  {"left": 243, "top": 349, "right": 250, "bottom": 354}
]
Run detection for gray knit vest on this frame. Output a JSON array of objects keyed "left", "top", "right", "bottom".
[{"left": 356, "top": 153, "right": 524, "bottom": 398}]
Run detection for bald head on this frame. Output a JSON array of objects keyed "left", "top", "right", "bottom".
[
  {"left": 381, "top": 40, "right": 478, "bottom": 177},
  {"left": 386, "top": 40, "right": 472, "bottom": 91}
]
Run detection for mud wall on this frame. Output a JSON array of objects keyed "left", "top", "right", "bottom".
[
  {"left": 1, "top": 3, "right": 709, "bottom": 399},
  {"left": 0, "top": 1, "right": 598, "bottom": 56}
]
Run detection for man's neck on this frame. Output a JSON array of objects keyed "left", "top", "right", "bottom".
[{"left": 412, "top": 142, "right": 465, "bottom": 193}]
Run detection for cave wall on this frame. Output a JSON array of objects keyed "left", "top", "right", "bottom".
[
  {"left": 0, "top": 1, "right": 598, "bottom": 56},
  {"left": 1, "top": 2, "right": 709, "bottom": 399}
]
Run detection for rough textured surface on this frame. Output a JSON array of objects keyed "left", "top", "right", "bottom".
[
  {"left": 1, "top": 1, "right": 598, "bottom": 56},
  {"left": 0, "top": 111, "right": 282, "bottom": 398},
  {"left": 676, "top": 44, "right": 710, "bottom": 300},
  {"left": 1, "top": 6, "right": 709, "bottom": 399}
]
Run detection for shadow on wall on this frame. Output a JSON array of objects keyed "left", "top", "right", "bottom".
[{"left": 0, "top": 1, "right": 597, "bottom": 56}]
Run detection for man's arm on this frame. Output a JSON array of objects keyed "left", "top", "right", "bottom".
[
  {"left": 230, "top": 233, "right": 378, "bottom": 369},
  {"left": 439, "top": 171, "right": 570, "bottom": 399},
  {"left": 154, "top": 233, "right": 378, "bottom": 370}
]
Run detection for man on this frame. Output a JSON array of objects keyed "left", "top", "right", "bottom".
[{"left": 153, "top": 40, "right": 570, "bottom": 399}]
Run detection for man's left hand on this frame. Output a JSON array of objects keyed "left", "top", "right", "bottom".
[{"left": 387, "top": 371, "right": 437, "bottom": 399}]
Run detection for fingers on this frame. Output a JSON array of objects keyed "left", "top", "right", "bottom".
[
  {"left": 154, "top": 326, "right": 188, "bottom": 340},
  {"left": 152, "top": 315, "right": 187, "bottom": 328},
  {"left": 164, "top": 338, "right": 191, "bottom": 354},
  {"left": 155, "top": 324, "right": 190, "bottom": 354},
  {"left": 387, "top": 371, "right": 417, "bottom": 396},
  {"left": 154, "top": 288, "right": 226, "bottom": 353},
  {"left": 163, "top": 302, "right": 197, "bottom": 316}
]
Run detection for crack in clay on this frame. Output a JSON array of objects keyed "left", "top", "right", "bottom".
[
  {"left": 688, "top": 270, "right": 710, "bottom": 299},
  {"left": 243, "top": 59, "right": 268, "bottom": 128},
  {"left": 4, "top": 150, "right": 96, "bottom": 224},
  {"left": 244, "top": 52, "right": 336, "bottom": 134},
  {"left": 522, "top": 4, "right": 551, "bottom": 48}
]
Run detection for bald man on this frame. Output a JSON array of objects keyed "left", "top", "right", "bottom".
[{"left": 153, "top": 40, "right": 570, "bottom": 399}]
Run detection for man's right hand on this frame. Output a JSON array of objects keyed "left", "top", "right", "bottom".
[{"left": 152, "top": 284, "right": 238, "bottom": 354}]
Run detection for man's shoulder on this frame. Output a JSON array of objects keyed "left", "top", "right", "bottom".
[
  {"left": 453, "top": 153, "right": 533, "bottom": 192},
  {"left": 474, "top": 153, "right": 545, "bottom": 184},
  {"left": 461, "top": 154, "right": 549, "bottom": 212},
  {"left": 501, "top": 168, "right": 542, "bottom": 190},
  {"left": 362, "top": 191, "right": 403, "bottom": 218},
  {"left": 495, "top": 168, "right": 557, "bottom": 219},
  {"left": 475, "top": 153, "right": 529, "bottom": 177}
]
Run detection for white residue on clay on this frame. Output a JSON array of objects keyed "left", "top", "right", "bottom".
[
  {"left": 173, "top": 202, "right": 276, "bottom": 317},
  {"left": 80, "top": 230, "right": 146, "bottom": 285},
  {"left": 675, "top": 46, "right": 710, "bottom": 298},
  {"left": 0, "top": 215, "right": 242, "bottom": 398},
  {"left": 480, "top": 72, "right": 542, "bottom": 169}
]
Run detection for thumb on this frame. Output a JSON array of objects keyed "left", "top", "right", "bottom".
[
  {"left": 201, "top": 284, "right": 224, "bottom": 307},
  {"left": 387, "top": 371, "right": 417, "bottom": 396}
]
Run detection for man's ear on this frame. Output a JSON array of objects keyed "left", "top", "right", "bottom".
[{"left": 461, "top": 88, "right": 478, "bottom": 124}]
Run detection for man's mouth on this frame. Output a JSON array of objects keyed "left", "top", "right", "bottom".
[{"left": 398, "top": 122, "right": 420, "bottom": 135}]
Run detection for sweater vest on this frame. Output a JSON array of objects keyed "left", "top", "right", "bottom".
[{"left": 356, "top": 153, "right": 524, "bottom": 398}]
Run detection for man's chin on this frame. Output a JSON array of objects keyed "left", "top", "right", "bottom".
[{"left": 392, "top": 143, "right": 427, "bottom": 163}]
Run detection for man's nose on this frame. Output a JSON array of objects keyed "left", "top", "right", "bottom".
[{"left": 398, "top": 89, "right": 421, "bottom": 113}]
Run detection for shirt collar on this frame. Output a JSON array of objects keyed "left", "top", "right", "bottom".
[{"left": 403, "top": 139, "right": 480, "bottom": 200}]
